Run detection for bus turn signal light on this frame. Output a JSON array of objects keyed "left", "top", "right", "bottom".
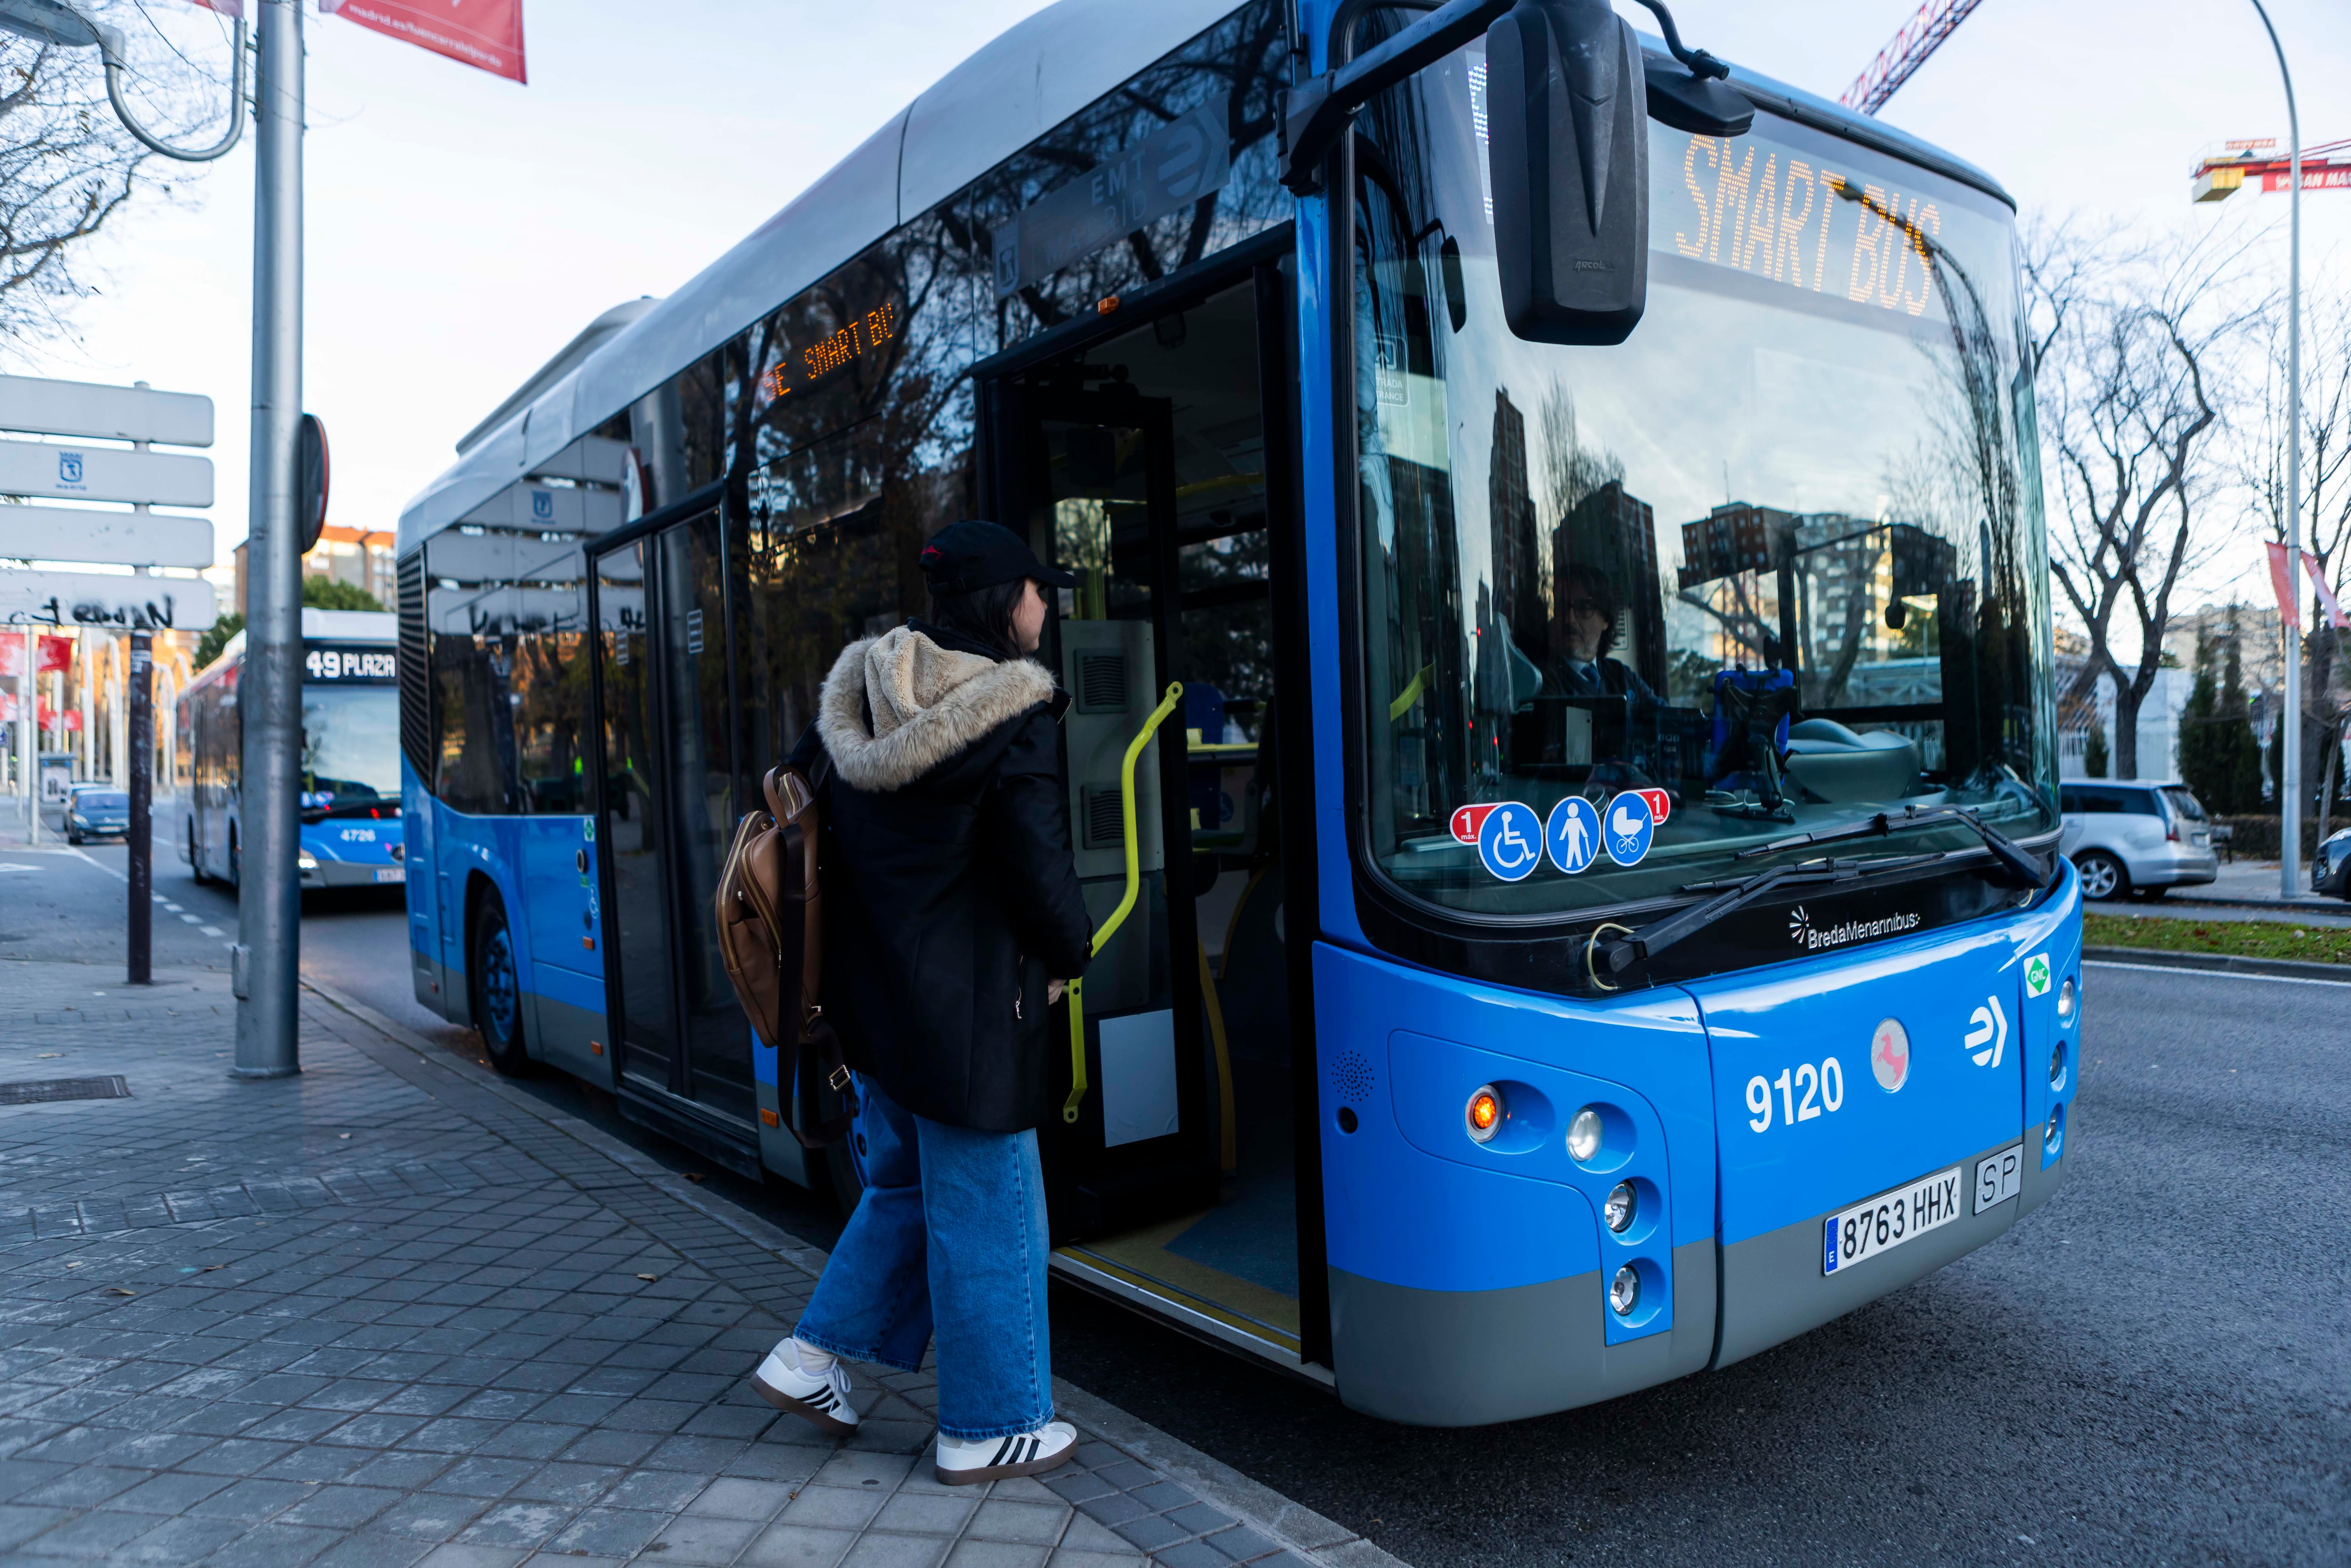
[{"left": 1465, "top": 1085, "right": 1502, "bottom": 1143}]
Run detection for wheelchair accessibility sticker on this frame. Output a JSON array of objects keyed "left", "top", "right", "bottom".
[
  {"left": 1546, "top": 796, "right": 1602, "bottom": 875},
  {"left": 1476, "top": 802, "right": 1544, "bottom": 882},
  {"left": 1603, "top": 791, "right": 1655, "bottom": 866}
]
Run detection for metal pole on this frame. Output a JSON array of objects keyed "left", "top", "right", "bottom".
[
  {"left": 127, "top": 629, "right": 151, "bottom": 985},
  {"left": 2249, "top": 0, "right": 2301, "bottom": 899},
  {"left": 234, "top": 0, "right": 303, "bottom": 1079},
  {"left": 17, "top": 627, "right": 32, "bottom": 847}
]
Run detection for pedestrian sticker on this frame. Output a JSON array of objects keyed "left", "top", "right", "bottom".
[
  {"left": 1546, "top": 796, "right": 1602, "bottom": 875},
  {"left": 1449, "top": 803, "right": 1501, "bottom": 845},
  {"left": 1603, "top": 791, "right": 1654, "bottom": 866},
  {"left": 1475, "top": 802, "right": 1543, "bottom": 882},
  {"left": 2024, "top": 953, "right": 2051, "bottom": 997}
]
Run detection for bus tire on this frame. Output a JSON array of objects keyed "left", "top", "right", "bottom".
[
  {"left": 467, "top": 896, "right": 533, "bottom": 1076},
  {"left": 189, "top": 821, "right": 210, "bottom": 884},
  {"left": 228, "top": 828, "right": 241, "bottom": 889}
]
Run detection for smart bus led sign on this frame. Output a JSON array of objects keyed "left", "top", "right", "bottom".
[
  {"left": 303, "top": 644, "right": 397, "bottom": 683},
  {"left": 759, "top": 304, "right": 900, "bottom": 405}
]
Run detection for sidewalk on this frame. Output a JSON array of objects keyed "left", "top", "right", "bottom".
[
  {"left": 2137, "top": 857, "right": 2351, "bottom": 924},
  {"left": 0, "top": 960, "right": 1396, "bottom": 1568}
]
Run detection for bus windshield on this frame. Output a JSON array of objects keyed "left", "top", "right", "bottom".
[
  {"left": 1353, "top": 48, "right": 2058, "bottom": 918},
  {"left": 301, "top": 684, "right": 401, "bottom": 818}
]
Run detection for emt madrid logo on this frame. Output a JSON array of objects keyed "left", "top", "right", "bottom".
[{"left": 1787, "top": 905, "right": 1922, "bottom": 952}]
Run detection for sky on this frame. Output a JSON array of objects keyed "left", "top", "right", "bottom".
[{"left": 24, "top": 0, "right": 2351, "bottom": 616}]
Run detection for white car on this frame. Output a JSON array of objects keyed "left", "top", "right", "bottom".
[{"left": 2059, "top": 778, "right": 2219, "bottom": 901}]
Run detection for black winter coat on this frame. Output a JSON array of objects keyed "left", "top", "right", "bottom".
[{"left": 789, "top": 619, "right": 1092, "bottom": 1132}]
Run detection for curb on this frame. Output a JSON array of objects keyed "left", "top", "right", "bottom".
[
  {"left": 2082, "top": 945, "right": 2351, "bottom": 984},
  {"left": 299, "top": 971, "right": 1405, "bottom": 1568},
  {"left": 2157, "top": 892, "right": 2345, "bottom": 914}
]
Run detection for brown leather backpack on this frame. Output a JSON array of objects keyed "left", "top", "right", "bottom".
[{"left": 716, "top": 760, "right": 854, "bottom": 1147}]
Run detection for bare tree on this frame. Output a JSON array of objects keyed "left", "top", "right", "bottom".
[
  {"left": 2235, "top": 283, "right": 2351, "bottom": 818},
  {"left": 2029, "top": 222, "right": 2257, "bottom": 779},
  {"left": 0, "top": 6, "right": 237, "bottom": 355}
]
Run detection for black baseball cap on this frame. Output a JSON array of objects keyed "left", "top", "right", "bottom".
[{"left": 918, "top": 519, "right": 1076, "bottom": 594}]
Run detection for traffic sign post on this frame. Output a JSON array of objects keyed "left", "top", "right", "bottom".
[{"left": 127, "top": 630, "right": 151, "bottom": 986}]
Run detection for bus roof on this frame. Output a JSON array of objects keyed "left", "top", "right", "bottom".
[{"left": 396, "top": 1, "right": 2012, "bottom": 563}]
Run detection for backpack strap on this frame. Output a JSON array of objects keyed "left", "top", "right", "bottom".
[{"left": 766, "top": 759, "right": 855, "bottom": 1149}]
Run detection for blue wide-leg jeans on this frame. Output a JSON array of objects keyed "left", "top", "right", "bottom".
[{"left": 792, "top": 1076, "right": 1054, "bottom": 1442}]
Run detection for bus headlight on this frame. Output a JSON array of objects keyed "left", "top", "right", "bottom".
[
  {"left": 1609, "top": 1265, "right": 1639, "bottom": 1316},
  {"left": 298, "top": 852, "right": 318, "bottom": 872},
  {"left": 1604, "top": 1181, "right": 1635, "bottom": 1233},
  {"left": 1464, "top": 1085, "right": 1502, "bottom": 1143},
  {"left": 2048, "top": 1040, "right": 2067, "bottom": 1092},
  {"left": 1567, "top": 1106, "right": 1602, "bottom": 1163},
  {"left": 2056, "top": 977, "right": 2075, "bottom": 1021}
]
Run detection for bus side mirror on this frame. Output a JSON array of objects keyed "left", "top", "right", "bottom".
[{"left": 1488, "top": 0, "right": 1649, "bottom": 346}]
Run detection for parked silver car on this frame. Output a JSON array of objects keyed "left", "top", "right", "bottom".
[{"left": 2059, "top": 779, "right": 2219, "bottom": 900}]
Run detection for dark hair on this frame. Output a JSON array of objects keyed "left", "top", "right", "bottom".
[
  {"left": 1558, "top": 565, "right": 1621, "bottom": 658},
  {"left": 927, "top": 578, "right": 1028, "bottom": 660}
]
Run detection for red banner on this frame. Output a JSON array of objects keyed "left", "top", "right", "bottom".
[
  {"left": 2267, "top": 542, "right": 2303, "bottom": 631},
  {"left": 321, "top": 0, "right": 526, "bottom": 83}
]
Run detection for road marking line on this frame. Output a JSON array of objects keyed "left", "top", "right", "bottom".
[
  {"left": 2084, "top": 957, "right": 2351, "bottom": 988},
  {"left": 180, "top": 914, "right": 202, "bottom": 924},
  {"left": 199, "top": 925, "right": 224, "bottom": 937}
]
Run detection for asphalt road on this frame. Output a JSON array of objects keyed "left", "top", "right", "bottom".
[{"left": 8, "top": 822, "right": 2347, "bottom": 1566}]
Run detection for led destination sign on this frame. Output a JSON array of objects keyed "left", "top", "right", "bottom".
[
  {"left": 1655, "top": 127, "right": 2000, "bottom": 325},
  {"left": 760, "top": 303, "right": 900, "bottom": 404},
  {"left": 304, "top": 645, "right": 397, "bottom": 683}
]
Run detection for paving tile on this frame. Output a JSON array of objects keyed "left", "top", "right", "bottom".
[
  {"left": 686, "top": 1475, "right": 800, "bottom": 1521},
  {"left": 451, "top": 1498, "right": 576, "bottom": 1548},
  {"left": 943, "top": 1543, "right": 1051, "bottom": 1568},
  {"left": 10, "top": 1504, "right": 163, "bottom": 1558},
  {"left": 1163, "top": 1502, "right": 1236, "bottom": 1536},
  {"left": 837, "top": 1533, "right": 953, "bottom": 1568},
  {"left": 738, "top": 1520, "right": 858, "bottom": 1567},
  {"left": 1042, "top": 1552, "right": 1144, "bottom": 1568},
  {"left": 307, "top": 1538, "right": 433, "bottom": 1568},
  {"left": 412, "top": 1546, "right": 532, "bottom": 1568},
  {"left": 968, "top": 1499, "right": 1070, "bottom": 1544},
  {"left": 276, "top": 1484, "right": 405, "bottom": 1529},
  {"left": 14, "top": 1463, "right": 149, "bottom": 1507},
  {"left": 645, "top": 1510, "right": 765, "bottom": 1564},
  {"left": 506, "top": 1461, "right": 622, "bottom": 1506},
  {"left": 371, "top": 1489, "right": 493, "bottom": 1542},
  {"left": 1154, "top": 1541, "right": 1244, "bottom": 1568},
  {"left": 870, "top": 1489, "right": 977, "bottom": 1535},
  {"left": 189, "top": 1475, "right": 318, "bottom": 1522},
  {"left": 781, "top": 1483, "right": 892, "bottom": 1531},
  {"left": 199, "top": 1520, "right": 347, "bottom": 1567},
  {"left": 1200, "top": 1524, "right": 1278, "bottom": 1561},
  {"left": 104, "top": 1513, "right": 250, "bottom": 1563},
  {"left": 1110, "top": 1513, "right": 1190, "bottom": 1552},
  {"left": 105, "top": 1466, "right": 237, "bottom": 1513},
  {"left": 544, "top": 1505, "right": 667, "bottom": 1557}
]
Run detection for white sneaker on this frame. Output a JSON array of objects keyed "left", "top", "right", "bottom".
[
  {"left": 932, "top": 1420, "right": 1079, "bottom": 1485},
  {"left": 749, "top": 1338, "right": 859, "bottom": 1435}
]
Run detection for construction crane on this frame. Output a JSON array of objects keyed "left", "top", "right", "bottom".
[
  {"left": 1840, "top": 0, "right": 1986, "bottom": 117},
  {"left": 2191, "top": 137, "right": 2351, "bottom": 201}
]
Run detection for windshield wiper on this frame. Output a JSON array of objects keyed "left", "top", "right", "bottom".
[
  {"left": 1587, "top": 851, "right": 1948, "bottom": 984},
  {"left": 1732, "top": 804, "right": 2046, "bottom": 888}
]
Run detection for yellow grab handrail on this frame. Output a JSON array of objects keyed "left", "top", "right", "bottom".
[{"left": 1064, "top": 680, "right": 1184, "bottom": 1125}]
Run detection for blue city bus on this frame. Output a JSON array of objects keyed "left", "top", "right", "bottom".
[
  {"left": 394, "top": 0, "right": 2082, "bottom": 1424},
  {"left": 178, "top": 607, "right": 406, "bottom": 892}
]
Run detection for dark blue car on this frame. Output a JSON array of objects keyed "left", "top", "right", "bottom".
[{"left": 66, "top": 789, "right": 130, "bottom": 845}]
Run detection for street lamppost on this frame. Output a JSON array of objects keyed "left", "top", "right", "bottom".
[
  {"left": 2246, "top": 0, "right": 2303, "bottom": 900},
  {"left": 0, "top": 0, "right": 306, "bottom": 1067}
]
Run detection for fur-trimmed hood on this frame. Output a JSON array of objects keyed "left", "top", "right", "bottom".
[{"left": 817, "top": 626, "right": 1055, "bottom": 793}]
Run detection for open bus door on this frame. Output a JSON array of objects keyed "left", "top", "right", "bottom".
[
  {"left": 587, "top": 497, "right": 767, "bottom": 1178},
  {"left": 981, "top": 256, "right": 1325, "bottom": 1374}
]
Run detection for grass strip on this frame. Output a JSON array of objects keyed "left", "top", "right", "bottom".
[{"left": 2083, "top": 911, "right": 2351, "bottom": 967}]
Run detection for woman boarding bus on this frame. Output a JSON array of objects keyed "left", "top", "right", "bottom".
[{"left": 394, "top": 0, "right": 2081, "bottom": 1426}]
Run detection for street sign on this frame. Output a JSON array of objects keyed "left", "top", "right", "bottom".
[
  {"left": 0, "top": 569, "right": 216, "bottom": 630},
  {"left": 0, "top": 506, "right": 213, "bottom": 569},
  {"left": 0, "top": 441, "right": 213, "bottom": 508},
  {"left": 0, "top": 375, "right": 213, "bottom": 447}
]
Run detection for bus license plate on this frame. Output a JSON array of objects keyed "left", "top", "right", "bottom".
[
  {"left": 374, "top": 867, "right": 405, "bottom": 883},
  {"left": 1822, "top": 1164, "right": 1963, "bottom": 1275}
]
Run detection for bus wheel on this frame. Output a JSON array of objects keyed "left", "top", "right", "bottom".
[
  {"left": 228, "top": 830, "right": 241, "bottom": 888},
  {"left": 468, "top": 898, "right": 532, "bottom": 1076},
  {"left": 189, "top": 821, "right": 210, "bottom": 885}
]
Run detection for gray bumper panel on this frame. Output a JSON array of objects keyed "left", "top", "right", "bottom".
[
  {"left": 1327, "top": 1238, "right": 1716, "bottom": 1427},
  {"left": 1712, "top": 1135, "right": 2028, "bottom": 1370}
]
